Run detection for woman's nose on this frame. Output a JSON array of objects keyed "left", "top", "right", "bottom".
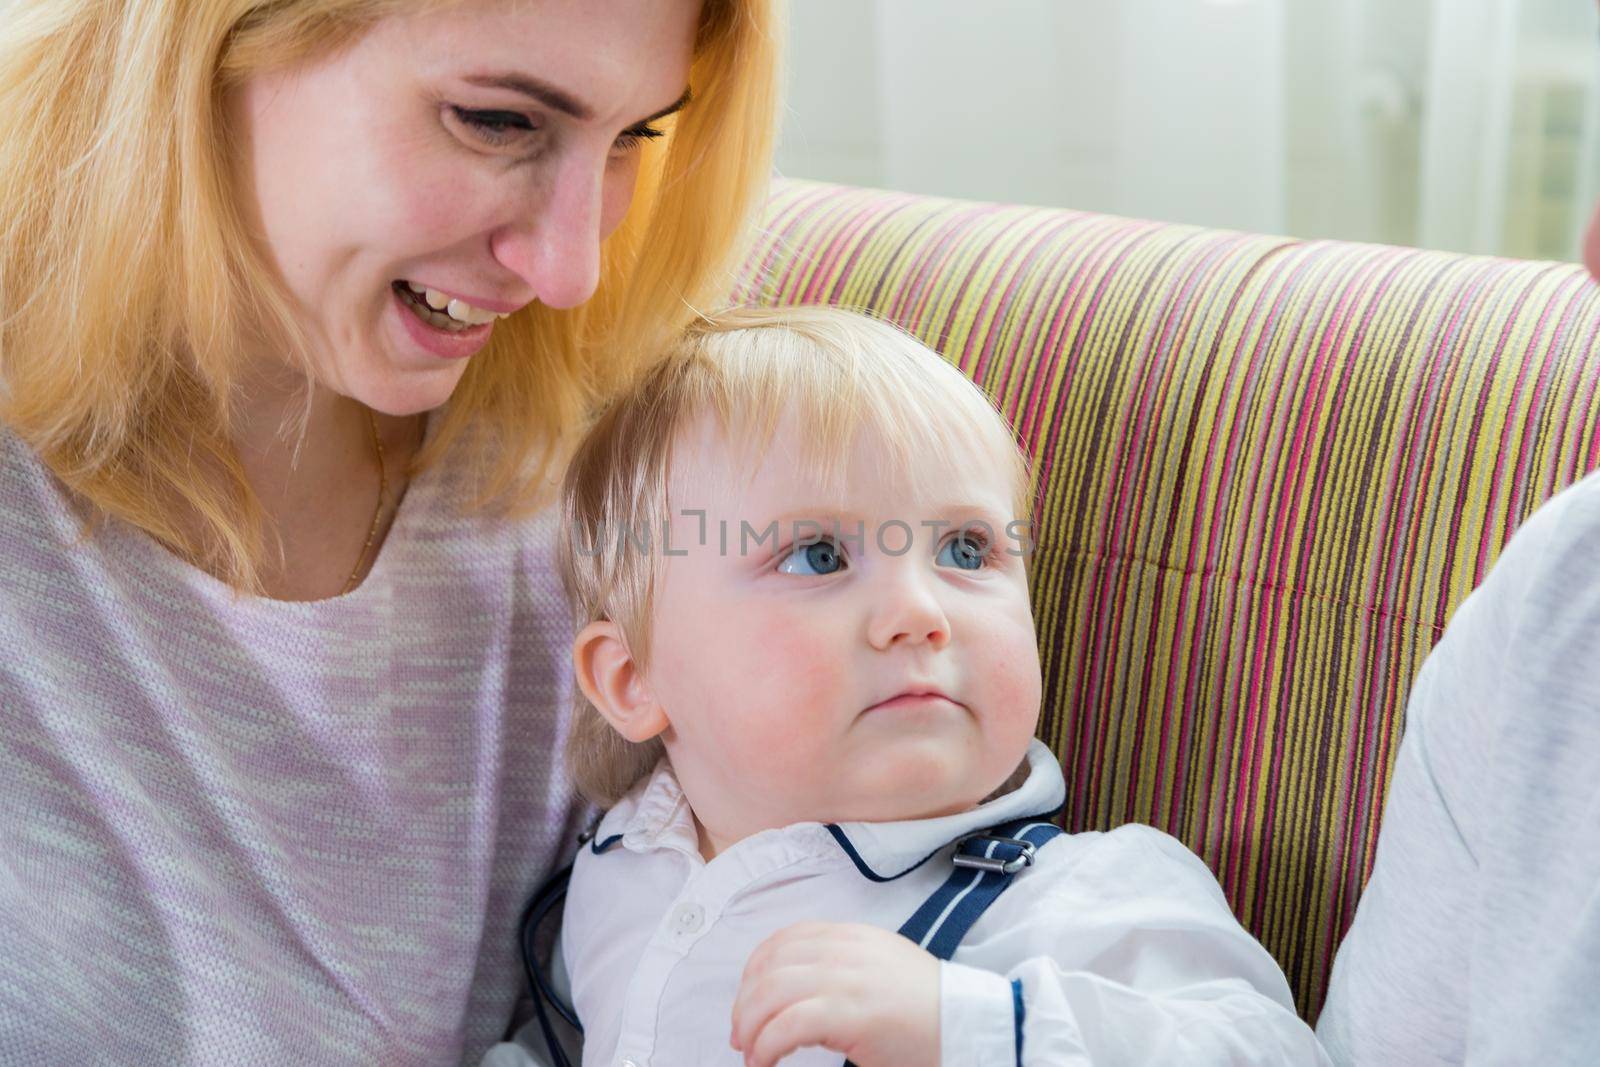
[
  {"left": 489, "top": 154, "right": 605, "bottom": 310},
  {"left": 866, "top": 564, "right": 952, "bottom": 651}
]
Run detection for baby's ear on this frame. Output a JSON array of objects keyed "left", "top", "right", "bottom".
[{"left": 572, "top": 620, "right": 669, "bottom": 743}]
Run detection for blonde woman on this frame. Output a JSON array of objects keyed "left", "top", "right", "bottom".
[{"left": 0, "top": 0, "right": 778, "bottom": 1062}]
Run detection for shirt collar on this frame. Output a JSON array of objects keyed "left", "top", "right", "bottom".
[
  {"left": 589, "top": 738, "right": 1065, "bottom": 879},
  {"left": 824, "top": 739, "right": 1064, "bottom": 881},
  {"left": 589, "top": 757, "right": 702, "bottom": 862}
]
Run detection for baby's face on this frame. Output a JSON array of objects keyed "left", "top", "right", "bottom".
[{"left": 643, "top": 410, "right": 1042, "bottom": 852}]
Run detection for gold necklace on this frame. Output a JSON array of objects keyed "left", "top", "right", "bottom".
[{"left": 341, "top": 405, "right": 387, "bottom": 595}]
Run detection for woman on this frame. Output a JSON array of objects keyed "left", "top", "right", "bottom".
[
  {"left": 0, "top": 0, "right": 778, "bottom": 1061},
  {"left": 1316, "top": 204, "right": 1600, "bottom": 1061}
]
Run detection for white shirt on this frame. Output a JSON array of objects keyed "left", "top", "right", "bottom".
[
  {"left": 505, "top": 739, "right": 1325, "bottom": 1067},
  {"left": 1318, "top": 470, "right": 1600, "bottom": 1065}
]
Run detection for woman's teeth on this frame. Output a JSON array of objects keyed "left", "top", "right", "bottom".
[{"left": 396, "top": 280, "right": 509, "bottom": 331}]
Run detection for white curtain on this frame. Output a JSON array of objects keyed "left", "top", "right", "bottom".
[
  {"left": 777, "top": 0, "right": 1600, "bottom": 260},
  {"left": 1420, "top": 0, "right": 1600, "bottom": 259}
]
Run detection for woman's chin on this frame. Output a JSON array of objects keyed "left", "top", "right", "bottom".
[{"left": 348, "top": 357, "right": 470, "bottom": 417}]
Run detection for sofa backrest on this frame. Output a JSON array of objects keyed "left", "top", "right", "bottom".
[{"left": 734, "top": 178, "right": 1600, "bottom": 1021}]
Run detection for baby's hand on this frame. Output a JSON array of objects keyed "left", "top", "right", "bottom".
[{"left": 729, "top": 921, "right": 939, "bottom": 1067}]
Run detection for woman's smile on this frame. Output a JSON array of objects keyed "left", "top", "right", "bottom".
[{"left": 390, "top": 283, "right": 497, "bottom": 361}]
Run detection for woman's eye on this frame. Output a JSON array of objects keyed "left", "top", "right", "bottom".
[
  {"left": 611, "top": 123, "right": 665, "bottom": 154},
  {"left": 936, "top": 531, "right": 990, "bottom": 572},
  {"left": 777, "top": 537, "right": 846, "bottom": 576},
  {"left": 450, "top": 107, "right": 661, "bottom": 155},
  {"left": 450, "top": 107, "right": 534, "bottom": 147}
]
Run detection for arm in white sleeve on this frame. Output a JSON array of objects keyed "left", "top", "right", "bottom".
[
  {"left": 937, "top": 827, "right": 1330, "bottom": 1066},
  {"left": 1317, "top": 476, "right": 1573, "bottom": 1066}
]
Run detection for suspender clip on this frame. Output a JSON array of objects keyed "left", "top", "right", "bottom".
[{"left": 951, "top": 834, "right": 1037, "bottom": 875}]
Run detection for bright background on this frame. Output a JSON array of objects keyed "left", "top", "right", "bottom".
[{"left": 776, "top": 0, "right": 1600, "bottom": 262}]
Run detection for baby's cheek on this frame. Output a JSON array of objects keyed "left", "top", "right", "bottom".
[
  {"left": 737, "top": 612, "right": 841, "bottom": 742},
  {"left": 987, "top": 620, "right": 1044, "bottom": 731},
  {"left": 753, "top": 602, "right": 835, "bottom": 675}
]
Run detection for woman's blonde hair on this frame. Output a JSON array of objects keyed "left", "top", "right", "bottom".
[
  {"left": 0, "top": 0, "right": 781, "bottom": 590},
  {"left": 558, "top": 305, "right": 1038, "bottom": 805}
]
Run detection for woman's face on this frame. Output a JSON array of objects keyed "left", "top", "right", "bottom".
[{"left": 228, "top": 0, "right": 702, "bottom": 414}]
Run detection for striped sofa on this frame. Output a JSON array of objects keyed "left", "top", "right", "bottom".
[{"left": 734, "top": 179, "right": 1600, "bottom": 1022}]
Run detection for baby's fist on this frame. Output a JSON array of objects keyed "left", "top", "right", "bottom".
[{"left": 729, "top": 921, "right": 939, "bottom": 1067}]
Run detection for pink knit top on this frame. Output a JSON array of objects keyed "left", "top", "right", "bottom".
[{"left": 0, "top": 428, "right": 586, "bottom": 1064}]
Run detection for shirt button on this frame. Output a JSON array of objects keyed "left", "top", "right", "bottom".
[
  {"left": 670, "top": 901, "right": 705, "bottom": 936},
  {"left": 619, "top": 1060, "right": 640, "bottom": 1067}
]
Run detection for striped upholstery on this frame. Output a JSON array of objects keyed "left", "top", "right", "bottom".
[{"left": 733, "top": 179, "right": 1600, "bottom": 1022}]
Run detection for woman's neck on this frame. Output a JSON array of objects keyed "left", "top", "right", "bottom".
[{"left": 232, "top": 369, "right": 423, "bottom": 601}]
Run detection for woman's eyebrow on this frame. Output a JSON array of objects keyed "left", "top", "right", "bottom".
[
  {"left": 641, "top": 88, "right": 694, "bottom": 123},
  {"left": 462, "top": 73, "right": 692, "bottom": 125}
]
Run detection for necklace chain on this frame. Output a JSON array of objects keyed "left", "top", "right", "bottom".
[{"left": 341, "top": 406, "right": 387, "bottom": 595}]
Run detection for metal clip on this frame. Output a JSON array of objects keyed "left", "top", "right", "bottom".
[{"left": 951, "top": 834, "right": 1037, "bottom": 875}]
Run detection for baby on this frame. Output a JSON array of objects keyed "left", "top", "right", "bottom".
[{"left": 508, "top": 306, "right": 1327, "bottom": 1066}]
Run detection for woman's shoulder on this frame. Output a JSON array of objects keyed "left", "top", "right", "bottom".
[
  {"left": 1484, "top": 469, "right": 1600, "bottom": 626},
  {"left": 1496, "top": 470, "right": 1600, "bottom": 668},
  {"left": 0, "top": 426, "right": 43, "bottom": 492},
  {"left": 1417, "top": 468, "right": 1600, "bottom": 764},
  {"left": 0, "top": 428, "right": 81, "bottom": 552},
  {"left": 1512, "top": 467, "right": 1600, "bottom": 553},
  {"left": 1394, "top": 470, "right": 1600, "bottom": 776}
]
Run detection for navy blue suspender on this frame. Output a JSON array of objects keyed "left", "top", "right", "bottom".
[
  {"left": 515, "top": 861, "right": 580, "bottom": 1067},
  {"left": 843, "top": 816, "right": 1062, "bottom": 1067},
  {"left": 898, "top": 818, "right": 1062, "bottom": 956}
]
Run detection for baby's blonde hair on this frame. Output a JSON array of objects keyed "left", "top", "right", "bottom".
[{"left": 558, "top": 304, "right": 1037, "bottom": 805}]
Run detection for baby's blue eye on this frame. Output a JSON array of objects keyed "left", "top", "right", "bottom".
[
  {"left": 937, "top": 532, "right": 988, "bottom": 571},
  {"left": 778, "top": 538, "right": 844, "bottom": 576}
]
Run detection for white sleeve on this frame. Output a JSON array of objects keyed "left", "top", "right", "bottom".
[
  {"left": 1316, "top": 476, "right": 1585, "bottom": 1066},
  {"left": 937, "top": 828, "right": 1330, "bottom": 1066}
]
